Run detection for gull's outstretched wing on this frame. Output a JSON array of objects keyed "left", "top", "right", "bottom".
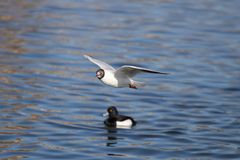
[
  {"left": 84, "top": 55, "right": 115, "bottom": 71},
  {"left": 115, "top": 65, "right": 168, "bottom": 78}
]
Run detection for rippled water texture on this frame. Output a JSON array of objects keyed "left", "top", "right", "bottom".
[{"left": 0, "top": 0, "right": 240, "bottom": 159}]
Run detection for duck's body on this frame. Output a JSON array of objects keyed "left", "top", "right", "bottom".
[{"left": 104, "top": 106, "right": 136, "bottom": 128}]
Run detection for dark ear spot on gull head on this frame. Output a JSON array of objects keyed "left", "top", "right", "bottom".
[{"left": 96, "top": 69, "right": 105, "bottom": 79}]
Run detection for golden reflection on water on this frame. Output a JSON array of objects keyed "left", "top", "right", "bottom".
[
  {"left": 0, "top": 138, "right": 22, "bottom": 149},
  {"left": 0, "top": 28, "right": 27, "bottom": 54},
  {"left": 0, "top": 0, "right": 45, "bottom": 54},
  {"left": 0, "top": 2, "right": 49, "bottom": 158},
  {"left": 0, "top": 103, "right": 48, "bottom": 159},
  {"left": 0, "top": 155, "right": 25, "bottom": 160}
]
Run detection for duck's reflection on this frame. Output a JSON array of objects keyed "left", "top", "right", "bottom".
[
  {"left": 105, "top": 127, "right": 118, "bottom": 147},
  {"left": 104, "top": 127, "right": 128, "bottom": 158}
]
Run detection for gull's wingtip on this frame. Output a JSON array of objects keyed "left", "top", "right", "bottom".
[
  {"left": 83, "top": 54, "right": 90, "bottom": 58},
  {"left": 84, "top": 54, "right": 94, "bottom": 61},
  {"left": 159, "top": 72, "right": 169, "bottom": 75}
]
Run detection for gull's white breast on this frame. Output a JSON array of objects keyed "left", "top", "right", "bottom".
[{"left": 101, "top": 70, "right": 119, "bottom": 87}]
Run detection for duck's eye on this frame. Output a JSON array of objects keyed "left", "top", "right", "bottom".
[{"left": 109, "top": 109, "right": 112, "bottom": 112}]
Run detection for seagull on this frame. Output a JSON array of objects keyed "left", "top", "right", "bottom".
[{"left": 84, "top": 55, "right": 168, "bottom": 89}]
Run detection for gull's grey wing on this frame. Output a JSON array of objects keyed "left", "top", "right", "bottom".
[
  {"left": 84, "top": 55, "right": 115, "bottom": 71},
  {"left": 115, "top": 65, "right": 168, "bottom": 78}
]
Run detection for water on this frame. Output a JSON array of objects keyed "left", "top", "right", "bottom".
[{"left": 0, "top": 0, "right": 240, "bottom": 159}]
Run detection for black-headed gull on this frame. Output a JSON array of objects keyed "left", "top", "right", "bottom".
[{"left": 84, "top": 55, "right": 168, "bottom": 89}]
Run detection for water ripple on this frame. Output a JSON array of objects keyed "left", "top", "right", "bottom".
[{"left": 1, "top": 0, "right": 240, "bottom": 159}]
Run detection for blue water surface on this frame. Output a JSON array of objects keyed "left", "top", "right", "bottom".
[{"left": 0, "top": 0, "right": 240, "bottom": 159}]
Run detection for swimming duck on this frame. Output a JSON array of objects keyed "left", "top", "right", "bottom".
[{"left": 104, "top": 106, "right": 136, "bottom": 128}]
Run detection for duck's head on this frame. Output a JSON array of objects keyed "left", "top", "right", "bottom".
[{"left": 103, "top": 106, "right": 118, "bottom": 118}]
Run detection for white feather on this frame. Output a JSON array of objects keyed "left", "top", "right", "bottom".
[
  {"left": 84, "top": 55, "right": 115, "bottom": 71},
  {"left": 116, "top": 119, "right": 133, "bottom": 128},
  {"left": 101, "top": 70, "right": 119, "bottom": 87}
]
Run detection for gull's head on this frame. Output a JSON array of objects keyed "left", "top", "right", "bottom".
[{"left": 96, "top": 69, "right": 105, "bottom": 79}]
